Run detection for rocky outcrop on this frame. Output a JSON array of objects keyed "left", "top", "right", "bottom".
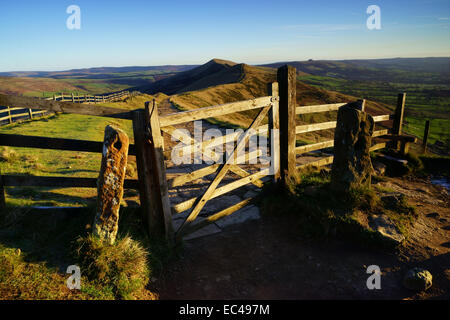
[
  {"left": 93, "top": 125, "right": 129, "bottom": 244},
  {"left": 331, "top": 103, "right": 374, "bottom": 192}
]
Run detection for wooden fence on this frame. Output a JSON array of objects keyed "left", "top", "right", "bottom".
[
  {"left": 0, "top": 90, "right": 132, "bottom": 126},
  {"left": 48, "top": 90, "right": 131, "bottom": 103},
  {"left": 0, "top": 94, "right": 139, "bottom": 211},
  {"left": 0, "top": 106, "right": 50, "bottom": 125},
  {"left": 0, "top": 65, "right": 414, "bottom": 241},
  {"left": 275, "top": 65, "right": 413, "bottom": 182}
]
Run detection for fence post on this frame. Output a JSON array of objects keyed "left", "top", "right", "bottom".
[
  {"left": 132, "top": 100, "right": 173, "bottom": 240},
  {"left": 61, "top": 92, "right": 64, "bottom": 101},
  {"left": 72, "top": 93, "right": 75, "bottom": 103},
  {"left": 7, "top": 107, "right": 12, "bottom": 124},
  {"left": 268, "top": 82, "right": 280, "bottom": 182},
  {"left": 84, "top": 94, "right": 87, "bottom": 103},
  {"left": 423, "top": 120, "right": 430, "bottom": 153},
  {"left": 53, "top": 94, "right": 56, "bottom": 101},
  {"left": 28, "top": 108, "right": 33, "bottom": 120},
  {"left": 393, "top": 93, "right": 406, "bottom": 150},
  {"left": 277, "top": 65, "right": 297, "bottom": 184},
  {"left": 357, "top": 99, "right": 366, "bottom": 111}
]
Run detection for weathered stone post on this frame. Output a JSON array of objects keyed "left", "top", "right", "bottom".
[
  {"left": 331, "top": 101, "right": 374, "bottom": 192},
  {"left": 93, "top": 125, "right": 130, "bottom": 244}
]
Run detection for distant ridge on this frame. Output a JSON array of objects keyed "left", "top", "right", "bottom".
[
  {"left": 0, "top": 65, "right": 197, "bottom": 79},
  {"left": 260, "top": 57, "right": 450, "bottom": 83},
  {"left": 139, "top": 59, "right": 245, "bottom": 95}
]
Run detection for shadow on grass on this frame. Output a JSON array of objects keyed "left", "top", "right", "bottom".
[
  {"left": 6, "top": 187, "right": 97, "bottom": 206},
  {"left": 0, "top": 204, "right": 180, "bottom": 280}
]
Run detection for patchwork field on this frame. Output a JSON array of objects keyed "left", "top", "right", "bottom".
[{"left": 299, "top": 74, "right": 450, "bottom": 149}]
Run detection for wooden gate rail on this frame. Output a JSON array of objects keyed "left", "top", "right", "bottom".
[
  {"left": 143, "top": 83, "right": 280, "bottom": 240},
  {"left": 172, "top": 168, "right": 271, "bottom": 215},
  {"left": 159, "top": 96, "right": 273, "bottom": 127},
  {"left": 175, "top": 103, "right": 274, "bottom": 239},
  {"left": 167, "top": 149, "right": 264, "bottom": 189}
]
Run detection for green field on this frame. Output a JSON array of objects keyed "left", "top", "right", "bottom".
[{"left": 299, "top": 75, "right": 450, "bottom": 148}]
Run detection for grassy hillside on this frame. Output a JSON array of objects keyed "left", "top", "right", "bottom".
[
  {"left": 0, "top": 94, "right": 161, "bottom": 208},
  {"left": 0, "top": 65, "right": 196, "bottom": 97},
  {"left": 169, "top": 60, "right": 392, "bottom": 143},
  {"left": 262, "top": 58, "right": 450, "bottom": 84},
  {"left": 298, "top": 74, "right": 450, "bottom": 148},
  {"left": 260, "top": 58, "right": 450, "bottom": 151}
]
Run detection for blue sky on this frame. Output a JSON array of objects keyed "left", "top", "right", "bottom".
[{"left": 0, "top": 0, "right": 449, "bottom": 71}]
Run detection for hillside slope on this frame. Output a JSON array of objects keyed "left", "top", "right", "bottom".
[
  {"left": 166, "top": 59, "right": 392, "bottom": 143},
  {"left": 261, "top": 58, "right": 450, "bottom": 84},
  {"left": 140, "top": 59, "right": 243, "bottom": 95}
]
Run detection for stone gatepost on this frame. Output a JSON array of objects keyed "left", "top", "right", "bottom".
[
  {"left": 93, "top": 125, "right": 130, "bottom": 244},
  {"left": 331, "top": 102, "right": 374, "bottom": 192}
]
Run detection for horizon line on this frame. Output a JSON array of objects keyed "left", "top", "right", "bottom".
[{"left": 1, "top": 55, "right": 449, "bottom": 74}]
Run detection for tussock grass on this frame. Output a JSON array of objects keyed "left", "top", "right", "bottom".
[
  {"left": 261, "top": 168, "right": 417, "bottom": 249},
  {"left": 0, "top": 147, "right": 19, "bottom": 163},
  {"left": 0, "top": 243, "right": 112, "bottom": 300},
  {"left": 74, "top": 234, "right": 150, "bottom": 300}
]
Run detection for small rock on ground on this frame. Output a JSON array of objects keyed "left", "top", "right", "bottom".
[{"left": 403, "top": 267, "right": 433, "bottom": 291}]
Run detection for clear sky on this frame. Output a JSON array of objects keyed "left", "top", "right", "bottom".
[{"left": 0, "top": 0, "right": 449, "bottom": 71}]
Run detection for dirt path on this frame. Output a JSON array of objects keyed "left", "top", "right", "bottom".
[{"left": 153, "top": 177, "right": 450, "bottom": 300}]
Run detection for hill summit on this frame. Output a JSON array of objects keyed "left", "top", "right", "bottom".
[{"left": 140, "top": 58, "right": 245, "bottom": 95}]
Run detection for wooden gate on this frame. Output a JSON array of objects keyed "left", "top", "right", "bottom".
[{"left": 133, "top": 83, "right": 280, "bottom": 240}]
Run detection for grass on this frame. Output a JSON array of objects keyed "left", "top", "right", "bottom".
[
  {"left": 299, "top": 74, "right": 450, "bottom": 152},
  {"left": 418, "top": 154, "right": 450, "bottom": 177},
  {"left": 0, "top": 94, "right": 162, "bottom": 207},
  {"left": 0, "top": 204, "right": 178, "bottom": 300},
  {"left": 260, "top": 168, "right": 417, "bottom": 248},
  {"left": 74, "top": 234, "right": 150, "bottom": 300},
  {"left": 0, "top": 243, "right": 98, "bottom": 300}
]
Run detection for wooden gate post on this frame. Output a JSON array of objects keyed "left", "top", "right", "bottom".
[
  {"left": 393, "top": 93, "right": 406, "bottom": 150},
  {"left": 268, "top": 82, "right": 280, "bottom": 182},
  {"left": 277, "top": 65, "right": 297, "bottom": 184},
  {"left": 423, "top": 120, "right": 430, "bottom": 153},
  {"left": 132, "top": 100, "right": 173, "bottom": 240}
]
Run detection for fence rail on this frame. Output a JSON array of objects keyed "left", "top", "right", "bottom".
[
  {"left": 0, "top": 90, "right": 133, "bottom": 126},
  {"left": 47, "top": 90, "right": 131, "bottom": 103}
]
